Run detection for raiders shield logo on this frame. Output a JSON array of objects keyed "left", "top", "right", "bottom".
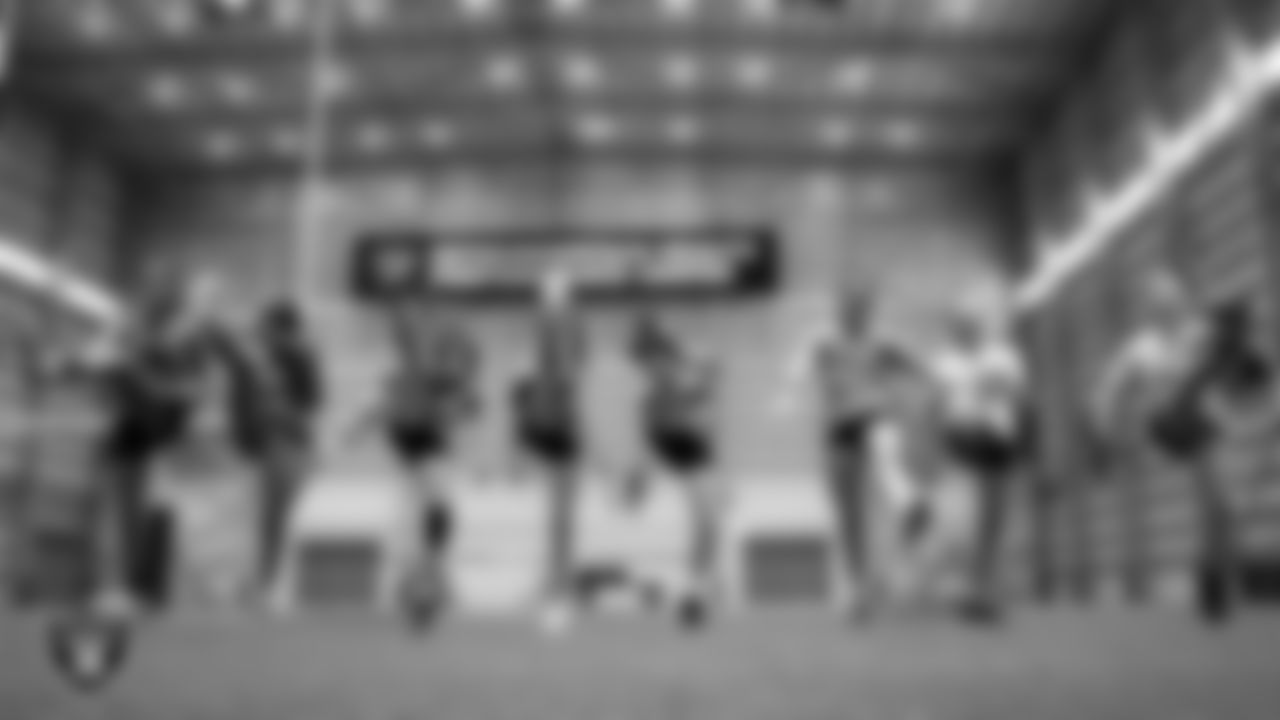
[{"left": 47, "top": 614, "right": 131, "bottom": 692}]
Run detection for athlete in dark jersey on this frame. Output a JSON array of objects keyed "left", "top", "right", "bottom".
[
  {"left": 93, "top": 273, "right": 233, "bottom": 616},
  {"left": 634, "top": 313, "right": 720, "bottom": 627},
  {"left": 353, "top": 317, "right": 478, "bottom": 628},
  {"left": 223, "top": 301, "right": 325, "bottom": 597},
  {"left": 514, "top": 272, "right": 587, "bottom": 633}
]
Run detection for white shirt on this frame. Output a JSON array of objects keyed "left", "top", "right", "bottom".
[{"left": 930, "top": 341, "right": 1026, "bottom": 433}]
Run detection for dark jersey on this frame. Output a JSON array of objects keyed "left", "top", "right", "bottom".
[
  {"left": 103, "top": 325, "right": 228, "bottom": 457},
  {"left": 646, "top": 358, "right": 714, "bottom": 436}
]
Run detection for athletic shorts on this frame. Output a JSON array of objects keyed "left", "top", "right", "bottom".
[
  {"left": 827, "top": 415, "right": 874, "bottom": 450},
  {"left": 650, "top": 426, "right": 713, "bottom": 474},
  {"left": 387, "top": 422, "right": 447, "bottom": 464},
  {"left": 942, "top": 424, "right": 1021, "bottom": 478},
  {"left": 420, "top": 499, "right": 455, "bottom": 550},
  {"left": 518, "top": 422, "right": 580, "bottom": 466}
]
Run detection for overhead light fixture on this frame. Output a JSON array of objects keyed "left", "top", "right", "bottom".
[
  {"left": 885, "top": 121, "right": 925, "bottom": 147},
  {"left": 818, "top": 118, "right": 856, "bottom": 147},
  {"left": 155, "top": 2, "right": 199, "bottom": 35},
  {"left": 419, "top": 120, "right": 457, "bottom": 148},
  {"left": 144, "top": 72, "right": 189, "bottom": 109},
  {"left": 203, "top": 131, "right": 245, "bottom": 162},
  {"left": 355, "top": 122, "right": 396, "bottom": 153},
  {"left": 576, "top": 114, "right": 621, "bottom": 145},
  {"left": 215, "top": 71, "right": 260, "bottom": 105},
  {"left": 269, "top": 127, "right": 303, "bottom": 154},
  {"left": 665, "top": 115, "right": 701, "bottom": 144},
  {"left": 734, "top": 53, "right": 775, "bottom": 91},
  {"left": 76, "top": 5, "right": 120, "bottom": 40},
  {"left": 485, "top": 54, "right": 526, "bottom": 91},
  {"left": 937, "top": 0, "right": 982, "bottom": 23},
  {"left": 663, "top": 54, "right": 702, "bottom": 92},
  {"left": 561, "top": 52, "right": 604, "bottom": 92},
  {"left": 317, "top": 61, "right": 355, "bottom": 101},
  {"left": 350, "top": 0, "right": 393, "bottom": 26},
  {"left": 458, "top": 0, "right": 502, "bottom": 20},
  {"left": 742, "top": 0, "right": 780, "bottom": 22},
  {"left": 833, "top": 59, "right": 875, "bottom": 93},
  {"left": 661, "top": 0, "right": 698, "bottom": 21},
  {"left": 550, "top": 0, "right": 588, "bottom": 18}
]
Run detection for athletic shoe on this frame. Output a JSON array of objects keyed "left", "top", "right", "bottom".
[{"left": 539, "top": 601, "right": 576, "bottom": 637}]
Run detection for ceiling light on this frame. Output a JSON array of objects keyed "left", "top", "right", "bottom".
[
  {"left": 145, "top": 73, "right": 189, "bottom": 108},
  {"left": 576, "top": 114, "right": 621, "bottom": 145},
  {"left": 203, "top": 131, "right": 244, "bottom": 162},
  {"left": 155, "top": 3, "right": 199, "bottom": 34},
  {"left": 885, "top": 121, "right": 925, "bottom": 147},
  {"left": 834, "top": 59, "right": 875, "bottom": 93},
  {"left": 312, "top": 61, "right": 355, "bottom": 102},
  {"left": 742, "top": 0, "right": 779, "bottom": 22},
  {"left": 418, "top": 120, "right": 457, "bottom": 148},
  {"left": 485, "top": 54, "right": 526, "bottom": 91},
  {"left": 937, "top": 0, "right": 982, "bottom": 23},
  {"left": 661, "top": 0, "right": 698, "bottom": 20},
  {"left": 76, "top": 5, "right": 120, "bottom": 40},
  {"left": 663, "top": 55, "right": 702, "bottom": 92},
  {"left": 458, "top": 0, "right": 502, "bottom": 20},
  {"left": 350, "top": 0, "right": 393, "bottom": 26},
  {"left": 562, "top": 53, "right": 603, "bottom": 92},
  {"left": 734, "top": 54, "right": 775, "bottom": 91},
  {"left": 550, "top": 0, "right": 588, "bottom": 18},
  {"left": 215, "top": 72, "right": 259, "bottom": 105},
  {"left": 665, "top": 116, "right": 701, "bottom": 144},
  {"left": 269, "top": 127, "right": 303, "bottom": 154},
  {"left": 355, "top": 122, "right": 395, "bottom": 153},
  {"left": 819, "top": 118, "right": 856, "bottom": 147}
]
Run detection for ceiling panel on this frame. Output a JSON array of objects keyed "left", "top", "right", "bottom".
[{"left": 12, "top": 0, "right": 1115, "bottom": 170}]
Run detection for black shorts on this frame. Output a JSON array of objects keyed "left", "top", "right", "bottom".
[
  {"left": 943, "top": 425, "right": 1021, "bottom": 478},
  {"left": 388, "top": 422, "right": 447, "bottom": 465},
  {"left": 102, "top": 403, "right": 192, "bottom": 463},
  {"left": 650, "top": 426, "right": 713, "bottom": 474},
  {"left": 828, "top": 416, "right": 873, "bottom": 450},
  {"left": 421, "top": 499, "right": 455, "bottom": 550},
  {"left": 519, "top": 422, "right": 580, "bottom": 466}
]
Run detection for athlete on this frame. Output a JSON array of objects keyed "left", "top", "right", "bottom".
[
  {"left": 927, "top": 286, "right": 1028, "bottom": 624},
  {"left": 349, "top": 310, "right": 479, "bottom": 629},
  {"left": 222, "top": 300, "right": 325, "bottom": 600},
  {"left": 812, "top": 288, "right": 894, "bottom": 621},
  {"left": 632, "top": 311, "right": 721, "bottom": 629},
  {"left": 1095, "top": 271, "right": 1267, "bottom": 624},
  {"left": 513, "top": 271, "right": 587, "bottom": 634},
  {"left": 45, "top": 268, "right": 235, "bottom": 690}
]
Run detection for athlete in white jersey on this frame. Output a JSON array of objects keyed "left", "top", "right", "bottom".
[
  {"left": 1094, "top": 270, "right": 1262, "bottom": 624},
  {"left": 929, "top": 287, "right": 1027, "bottom": 624}
]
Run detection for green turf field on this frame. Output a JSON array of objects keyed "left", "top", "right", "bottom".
[{"left": 1, "top": 609, "right": 1279, "bottom": 720}]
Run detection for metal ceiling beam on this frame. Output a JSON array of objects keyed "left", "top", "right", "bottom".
[
  {"left": 133, "top": 143, "right": 995, "bottom": 175},
  {"left": 18, "top": 24, "right": 1074, "bottom": 74},
  {"left": 90, "top": 93, "right": 1034, "bottom": 131}
]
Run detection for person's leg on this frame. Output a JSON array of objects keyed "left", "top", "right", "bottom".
[
  {"left": 827, "top": 425, "right": 873, "bottom": 616},
  {"left": 93, "top": 453, "right": 148, "bottom": 617},
  {"left": 1188, "top": 455, "right": 1238, "bottom": 624},
  {"left": 963, "top": 466, "right": 1009, "bottom": 621},
  {"left": 256, "top": 443, "right": 303, "bottom": 596}
]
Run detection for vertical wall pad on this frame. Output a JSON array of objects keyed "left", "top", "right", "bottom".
[
  {"left": 450, "top": 482, "right": 550, "bottom": 615},
  {"left": 725, "top": 480, "right": 842, "bottom": 609},
  {"left": 282, "top": 479, "right": 414, "bottom": 613}
]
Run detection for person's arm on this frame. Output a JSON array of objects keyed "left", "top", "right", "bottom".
[{"left": 1091, "top": 341, "right": 1137, "bottom": 436}]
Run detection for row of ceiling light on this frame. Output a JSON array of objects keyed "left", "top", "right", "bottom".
[
  {"left": 144, "top": 54, "right": 881, "bottom": 110},
  {"left": 74, "top": 0, "right": 988, "bottom": 40},
  {"left": 200, "top": 113, "right": 924, "bottom": 161}
]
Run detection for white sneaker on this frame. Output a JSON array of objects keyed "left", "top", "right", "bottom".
[
  {"left": 93, "top": 588, "right": 139, "bottom": 622},
  {"left": 538, "top": 601, "right": 575, "bottom": 637}
]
